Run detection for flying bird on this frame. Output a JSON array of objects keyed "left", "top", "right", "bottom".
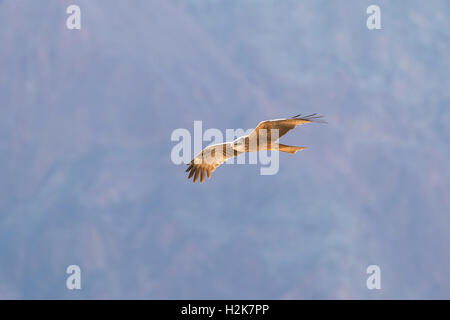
[{"left": 185, "top": 114, "right": 325, "bottom": 183}]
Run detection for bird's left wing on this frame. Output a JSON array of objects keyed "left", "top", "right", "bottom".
[{"left": 246, "top": 113, "right": 325, "bottom": 142}]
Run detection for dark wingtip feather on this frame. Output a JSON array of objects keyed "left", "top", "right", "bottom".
[
  {"left": 193, "top": 168, "right": 200, "bottom": 183},
  {"left": 292, "top": 113, "right": 327, "bottom": 123},
  {"left": 200, "top": 168, "right": 205, "bottom": 183},
  {"left": 188, "top": 167, "right": 195, "bottom": 179}
]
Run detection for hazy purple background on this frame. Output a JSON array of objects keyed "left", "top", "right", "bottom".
[{"left": 0, "top": 0, "right": 449, "bottom": 299}]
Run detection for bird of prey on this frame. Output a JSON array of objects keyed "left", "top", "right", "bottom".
[{"left": 185, "top": 114, "right": 325, "bottom": 183}]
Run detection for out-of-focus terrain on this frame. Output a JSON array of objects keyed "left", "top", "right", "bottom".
[{"left": 0, "top": 0, "right": 449, "bottom": 298}]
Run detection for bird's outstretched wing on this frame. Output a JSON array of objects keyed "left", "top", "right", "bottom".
[
  {"left": 185, "top": 142, "right": 239, "bottom": 183},
  {"left": 247, "top": 113, "right": 325, "bottom": 142}
]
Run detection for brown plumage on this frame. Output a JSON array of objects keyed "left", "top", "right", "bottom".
[{"left": 185, "top": 114, "right": 325, "bottom": 183}]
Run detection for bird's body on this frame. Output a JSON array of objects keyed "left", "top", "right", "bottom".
[{"left": 185, "top": 114, "right": 325, "bottom": 183}]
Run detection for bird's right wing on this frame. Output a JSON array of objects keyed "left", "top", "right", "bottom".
[{"left": 185, "top": 142, "right": 237, "bottom": 183}]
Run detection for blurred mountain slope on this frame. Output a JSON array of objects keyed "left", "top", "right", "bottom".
[{"left": 0, "top": 0, "right": 449, "bottom": 299}]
